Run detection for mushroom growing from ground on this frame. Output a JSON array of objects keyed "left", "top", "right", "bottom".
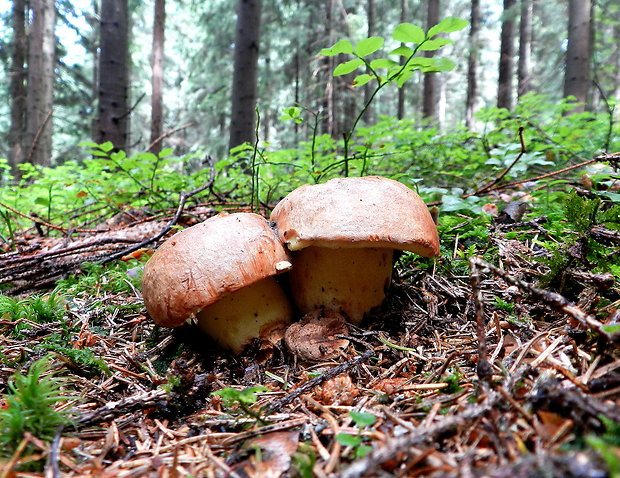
[
  {"left": 270, "top": 176, "right": 440, "bottom": 324},
  {"left": 141, "top": 212, "right": 293, "bottom": 353}
]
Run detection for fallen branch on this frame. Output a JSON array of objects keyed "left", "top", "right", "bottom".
[
  {"left": 264, "top": 349, "right": 374, "bottom": 414},
  {"left": 100, "top": 167, "right": 216, "bottom": 264}
]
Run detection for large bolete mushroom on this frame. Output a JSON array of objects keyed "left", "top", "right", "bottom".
[
  {"left": 141, "top": 212, "right": 293, "bottom": 353},
  {"left": 270, "top": 176, "right": 439, "bottom": 324}
]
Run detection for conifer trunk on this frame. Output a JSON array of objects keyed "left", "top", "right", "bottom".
[
  {"left": 422, "top": 0, "right": 440, "bottom": 120},
  {"left": 465, "top": 0, "right": 480, "bottom": 129},
  {"left": 563, "top": 0, "right": 591, "bottom": 112},
  {"left": 25, "top": 0, "right": 55, "bottom": 167},
  {"left": 497, "top": 0, "right": 516, "bottom": 110},
  {"left": 97, "top": 0, "right": 130, "bottom": 151},
  {"left": 150, "top": 0, "right": 166, "bottom": 154},
  {"left": 517, "top": 0, "right": 532, "bottom": 99},
  {"left": 228, "top": 0, "right": 262, "bottom": 152},
  {"left": 9, "top": 0, "right": 27, "bottom": 173}
]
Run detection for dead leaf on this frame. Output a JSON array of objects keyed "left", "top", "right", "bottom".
[
  {"left": 232, "top": 430, "right": 300, "bottom": 477},
  {"left": 314, "top": 373, "right": 359, "bottom": 405},
  {"left": 285, "top": 309, "right": 349, "bottom": 361}
]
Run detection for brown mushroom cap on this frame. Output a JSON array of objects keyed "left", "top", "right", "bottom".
[
  {"left": 270, "top": 176, "right": 440, "bottom": 257},
  {"left": 141, "top": 212, "right": 292, "bottom": 328}
]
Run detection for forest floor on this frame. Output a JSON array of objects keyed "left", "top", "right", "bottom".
[{"left": 0, "top": 196, "right": 619, "bottom": 478}]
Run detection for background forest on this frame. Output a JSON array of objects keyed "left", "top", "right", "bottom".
[{"left": 0, "top": 0, "right": 619, "bottom": 476}]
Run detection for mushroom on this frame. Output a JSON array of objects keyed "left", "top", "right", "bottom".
[
  {"left": 270, "top": 176, "right": 439, "bottom": 324},
  {"left": 141, "top": 212, "right": 293, "bottom": 353}
]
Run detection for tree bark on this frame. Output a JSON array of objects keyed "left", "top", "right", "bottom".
[
  {"left": 97, "top": 0, "right": 130, "bottom": 152},
  {"left": 25, "top": 0, "right": 55, "bottom": 167},
  {"left": 228, "top": 0, "right": 262, "bottom": 152},
  {"left": 364, "top": 0, "right": 375, "bottom": 122},
  {"left": 422, "top": 0, "right": 440, "bottom": 120},
  {"left": 497, "top": 0, "right": 516, "bottom": 110},
  {"left": 397, "top": 0, "right": 408, "bottom": 120},
  {"left": 9, "top": 0, "right": 28, "bottom": 173},
  {"left": 564, "top": 0, "right": 591, "bottom": 112},
  {"left": 517, "top": 0, "right": 532, "bottom": 100},
  {"left": 465, "top": 0, "right": 480, "bottom": 129},
  {"left": 150, "top": 0, "right": 166, "bottom": 154}
]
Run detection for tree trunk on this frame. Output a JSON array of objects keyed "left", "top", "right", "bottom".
[
  {"left": 97, "top": 0, "right": 130, "bottom": 152},
  {"left": 564, "top": 0, "right": 591, "bottom": 112},
  {"left": 8, "top": 0, "right": 28, "bottom": 173},
  {"left": 497, "top": 0, "right": 516, "bottom": 110},
  {"left": 149, "top": 0, "right": 165, "bottom": 154},
  {"left": 321, "top": 0, "right": 335, "bottom": 137},
  {"left": 228, "top": 0, "right": 262, "bottom": 152},
  {"left": 397, "top": 0, "right": 408, "bottom": 120},
  {"left": 364, "top": 0, "right": 375, "bottom": 122},
  {"left": 465, "top": 0, "right": 480, "bottom": 129},
  {"left": 25, "top": 0, "right": 55, "bottom": 167},
  {"left": 517, "top": 0, "right": 532, "bottom": 100},
  {"left": 422, "top": 0, "right": 440, "bottom": 120}
]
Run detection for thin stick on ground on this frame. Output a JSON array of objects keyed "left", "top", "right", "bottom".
[{"left": 470, "top": 257, "right": 619, "bottom": 345}]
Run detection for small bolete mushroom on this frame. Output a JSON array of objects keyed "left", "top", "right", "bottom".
[
  {"left": 141, "top": 212, "right": 293, "bottom": 353},
  {"left": 270, "top": 176, "right": 439, "bottom": 324}
]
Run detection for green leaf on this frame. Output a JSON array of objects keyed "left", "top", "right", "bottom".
[
  {"left": 334, "top": 59, "right": 364, "bottom": 76},
  {"left": 99, "top": 142, "right": 114, "bottom": 153},
  {"left": 355, "top": 445, "right": 373, "bottom": 458},
  {"left": 350, "top": 411, "right": 377, "bottom": 427},
  {"left": 422, "top": 57, "right": 456, "bottom": 72},
  {"left": 336, "top": 433, "right": 362, "bottom": 447},
  {"left": 393, "top": 23, "right": 425, "bottom": 44},
  {"left": 34, "top": 197, "right": 49, "bottom": 207},
  {"left": 158, "top": 148, "right": 173, "bottom": 158},
  {"left": 352, "top": 73, "right": 374, "bottom": 87},
  {"left": 394, "top": 69, "right": 413, "bottom": 88},
  {"left": 602, "top": 324, "right": 620, "bottom": 334},
  {"left": 418, "top": 38, "right": 453, "bottom": 51},
  {"left": 427, "top": 17, "right": 469, "bottom": 38},
  {"left": 320, "top": 39, "right": 354, "bottom": 56},
  {"left": 355, "top": 36, "right": 384, "bottom": 57},
  {"left": 389, "top": 45, "right": 414, "bottom": 57},
  {"left": 370, "top": 58, "right": 397, "bottom": 69},
  {"left": 78, "top": 141, "right": 99, "bottom": 148}
]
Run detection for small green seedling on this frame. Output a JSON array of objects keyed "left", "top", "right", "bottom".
[
  {"left": 336, "top": 411, "right": 377, "bottom": 459},
  {"left": 212, "top": 385, "right": 270, "bottom": 423}
]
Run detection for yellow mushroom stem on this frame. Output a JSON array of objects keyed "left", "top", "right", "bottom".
[
  {"left": 195, "top": 276, "right": 292, "bottom": 354},
  {"left": 288, "top": 246, "right": 394, "bottom": 325}
]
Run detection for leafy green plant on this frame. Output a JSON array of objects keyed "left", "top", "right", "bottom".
[
  {"left": 319, "top": 17, "right": 468, "bottom": 172},
  {"left": 0, "top": 289, "right": 66, "bottom": 327},
  {"left": 0, "top": 357, "right": 74, "bottom": 457},
  {"left": 212, "top": 386, "right": 270, "bottom": 423},
  {"left": 336, "top": 411, "right": 377, "bottom": 459},
  {"left": 585, "top": 416, "right": 620, "bottom": 477}
]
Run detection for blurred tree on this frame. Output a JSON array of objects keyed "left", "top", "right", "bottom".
[
  {"left": 25, "top": 0, "right": 55, "bottom": 167},
  {"left": 422, "top": 0, "right": 440, "bottom": 120},
  {"left": 397, "top": 0, "right": 408, "bottom": 120},
  {"left": 97, "top": 0, "right": 129, "bottom": 151},
  {"left": 229, "top": 0, "right": 262, "bottom": 153},
  {"left": 517, "top": 0, "right": 532, "bottom": 99},
  {"left": 150, "top": 0, "right": 166, "bottom": 154},
  {"left": 563, "top": 0, "right": 591, "bottom": 112},
  {"left": 497, "top": 0, "right": 516, "bottom": 110},
  {"left": 8, "top": 0, "right": 27, "bottom": 172},
  {"left": 465, "top": 0, "right": 480, "bottom": 129}
]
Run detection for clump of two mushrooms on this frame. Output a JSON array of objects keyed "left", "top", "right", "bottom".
[{"left": 141, "top": 176, "right": 439, "bottom": 353}]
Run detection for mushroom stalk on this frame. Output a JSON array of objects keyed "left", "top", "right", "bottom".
[
  {"left": 196, "top": 276, "right": 292, "bottom": 353},
  {"left": 288, "top": 246, "right": 393, "bottom": 324}
]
